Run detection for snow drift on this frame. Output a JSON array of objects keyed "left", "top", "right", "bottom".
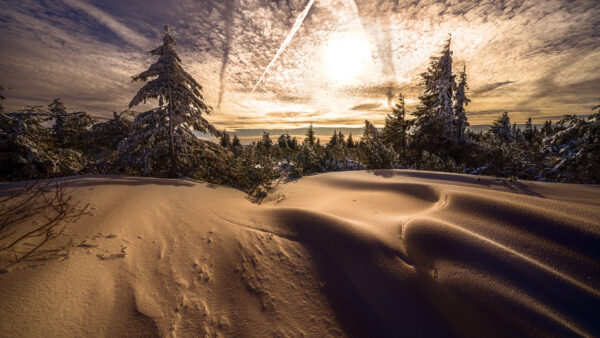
[{"left": 0, "top": 170, "right": 599, "bottom": 336}]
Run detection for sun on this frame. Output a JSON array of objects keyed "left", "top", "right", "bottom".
[{"left": 322, "top": 31, "right": 372, "bottom": 86}]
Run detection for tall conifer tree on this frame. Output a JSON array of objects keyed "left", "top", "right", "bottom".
[
  {"left": 489, "top": 111, "right": 513, "bottom": 144},
  {"left": 119, "top": 25, "right": 218, "bottom": 177},
  {"left": 278, "top": 133, "right": 291, "bottom": 149},
  {"left": 418, "top": 37, "right": 454, "bottom": 125},
  {"left": 412, "top": 36, "right": 456, "bottom": 156},
  {"left": 346, "top": 133, "right": 355, "bottom": 148},
  {"left": 337, "top": 130, "right": 345, "bottom": 147},
  {"left": 48, "top": 98, "right": 67, "bottom": 144},
  {"left": 523, "top": 117, "right": 534, "bottom": 143},
  {"left": 220, "top": 130, "right": 231, "bottom": 148},
  {"left": 232, "top": 134, "right": 242, "bottom": 148},
  {"left": 453, "top": 65, "right": 470, "bottom": 142},
  {"left": 304, "top": 123, "right": 315, "bottom": 146},
  {"left": 328, "top": 130, "right": 338, "bottom": 147},
  {"left": 260, "top": 132, "right": 273, "bottom": 149},
  {"left": 358, "top": 120, "right": 395, "bottom": 169},
  {"left": 382, "top": 94, "right": 409, "bottom": 158}
]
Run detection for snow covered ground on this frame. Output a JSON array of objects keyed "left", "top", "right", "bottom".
[{"left": 1, "top": 170, "right": 599, "bottom": 336}]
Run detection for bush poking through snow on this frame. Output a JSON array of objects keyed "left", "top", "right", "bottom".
[{"left": 0, "top": 179, "right": 90, "bottom": 271}]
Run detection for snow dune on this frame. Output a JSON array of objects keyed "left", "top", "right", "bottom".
[{"left": 1, "top": 170, "right": 599, "bottom": 336}]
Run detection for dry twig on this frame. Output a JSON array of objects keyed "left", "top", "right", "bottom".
[{"left": 0, "top": 179, "right": 89, "bottom": 270}]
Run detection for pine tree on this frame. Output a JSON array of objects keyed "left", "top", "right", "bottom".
[
  {"left": 453, "top": 65, "right": 470, "bottom": 142},
  {"left": 542, "top": 120, "right": 553, "bottom": 137},
  {"left": 543, "top": 113, "right": 600, "bottom": 183},
  {"left": 328, "top": 130, "right": 338, "bottom": 147},
  {"left": 411, "top": 36, "right": 456, "bottom": 157},
  {"left": 304, "top": 123, "right": 315, "bottom": 146},
  {"left": 91, "top": 110, "right": 133, "bottom": 150},
  {"left": 290, "top": 136, "right": 298, "bottom": 150},
  {"left": 277, "top": 133, "right": 289, "bottom": 149},
  {"left": 48, "top": 98, "right": 68, "bottom": 145},
  {"left": 277, "top": 133, "right": 296, "bottom": 151},
  {"left": 346, "top": 133, "right": 355, "bottom": 148},
  {"left": 291, "top": 143, "right": 321, "bottom": 177},
  {"left": 119, "top": 25, "right": 219, "bottom": 177},
  {"left": 1, "top": 111, "right": 54, "bottom": 179},
  {"left": 484, "top": 111, "right": 526, "bottom": 176},
  {"left": 382, "top": 93, "right": 409, "bottom": 158},
  {"left": 418, "top": 37, "right": 454, "bottom": 125},
  {"left": 259, "top": 132, "right": 272, "bottom": 149},
  {"left": 220, "top": 130, "right": 231, "bottom": 148},
  {"left": 358, "top": 120, "right": 395, "bottom": 169},
  {"left": 231, "top": 134, "right": 242, "bottom": 155},
  {"left": 229, "top": 143, "right": 280, "bottom": 198},
  {"left": 518, "top": 116, "right": 544, "bottom": 168},
  {"left": 337, "top": 130, "right": 346, "bottom": 147},
  {"left": 232, "top": 134, "right": 241, "bottom": 146},
  {"left": 489, "top": 112, "right": 512, "bottom": 144},
  {"left": 65, "top": 111, "right": 94, "bottom": 153},
  {"left": 46, "top": 99, "right": 94, "bottom": 151},
  {"left": 523, "top": 117, "right": 534, "bottom": 143},
  {"left": 1, "top": 104, "right": 83, "bottom": 179}
]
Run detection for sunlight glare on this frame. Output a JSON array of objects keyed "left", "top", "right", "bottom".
[{"left": 322, "top": 31, "right": 372, "bottom": 86}]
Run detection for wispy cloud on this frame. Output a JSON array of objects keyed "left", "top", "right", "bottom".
[
  {"left": 61, "top": 0, "right": 151, "bottom": 49},
  {"left": 473, "top": 81, "right": 516, "bottom": 95},
  {"left": 350, "top": 103, "right": 381, "bottom": 111}
]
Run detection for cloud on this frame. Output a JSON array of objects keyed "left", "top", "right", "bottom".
[
  {"left": 1, "top": 0, "right": 599, "bottom": 129},
  {"left": 473, "top": 81, "right": 516, "bottom": 95},
  {"left": 467, "top": 108, "right": 540, "bottom": 117},
  {"left": 265, "top": 111, "right": 322, "bottom": 118},
  {"left": 61, "top": 0, "right": 151, "bottom": 49},
  {"left": 0, "top": 1, "right": 150, "bottom": 115},
  {"left": 350, "top": 103, "right": 381, "bottom": 111},
  {"left": 527, "top": 77, "right": 600, "bottom": 105}
]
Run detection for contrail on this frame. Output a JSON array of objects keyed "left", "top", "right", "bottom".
[
  {"left": 217, "top": 0, "right": 236, "bottom": 109},
  {"left": 251, "top": 0, "right": 315, "bottom": 93},
  {"left": 350, "top": 0, "right": 397, "bottom": 106}
]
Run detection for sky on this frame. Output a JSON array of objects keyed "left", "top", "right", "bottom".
[{"left": 1, "top": 0, "right": 599, "bottom": 133}]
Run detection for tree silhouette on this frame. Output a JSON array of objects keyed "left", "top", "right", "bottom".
[{"left": 304, "top": 123, "right": 315, "bottom": 147}]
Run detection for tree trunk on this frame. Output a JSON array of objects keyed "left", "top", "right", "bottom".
[{"left": 167, "top": 82, "right": 177, "bottom": 178}]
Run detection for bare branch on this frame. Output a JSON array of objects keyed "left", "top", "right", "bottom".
[{"left": 0, "top": 179, "right": 90, "bottom": 270}]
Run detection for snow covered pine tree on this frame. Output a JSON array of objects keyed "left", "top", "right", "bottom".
[
  {"left": 453, "top": 65, "right": 470, "bottom": 143},
  {"left": 118, "top": 25, "right": 221, "bottom": 178},
  {"left": 47, "top": 98, "right": 68, "bottom": 146},
  {"left": 382, "top": 93, "right": 409, "bottom": 159},
  {"left": 411, "top": 36, "right": 456, "bottom": 159},
  {"left": 358, "top": 120, "right": 395, "bottom": 169},
  {"left": 304, "top": 123, "right": 316, "bottom": 147}
]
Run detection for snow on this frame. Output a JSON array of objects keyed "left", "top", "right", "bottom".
[{"left": 1, "top": 171, "right": 599, "bottom": 336}]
